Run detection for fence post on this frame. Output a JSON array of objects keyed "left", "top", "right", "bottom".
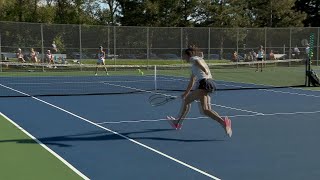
[
  {"left": 208, "top": 28, "right": 211, "bottom": 61},
  {"left": 79, "top": 25, "right": 82, "bottom": 70},
  {"left": 236, "top": 28, "right": 239, "bottom": 64},
  {"left": 41, "top": 24, "right": 44, "bottom": 72},
  {"left": 317, "top": 27, "right": 320, "bottom": 66},
  {"left": 180, "top": 27, "right": 183, "bottom": 65},
  {"left": 113, "top": 26, "right": 116, "bottom": 69},
  {"left": 264, "top": 27, "right": 267, "bottom": 62},
  {"left": 289, "top": 28, "right": 292, "bottom": 60},
  {"left": 147, "top": 27, "right": 149, "bottom": 68},
  {"left": 107, "top": 26, "right": 110, "bottom": 57}
]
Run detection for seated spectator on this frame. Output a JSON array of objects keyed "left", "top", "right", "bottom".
[
  {"left": 232, "top": 51, "right": 238, "bottom": 62},
  {"left": 30, "top": 48, "right": 39, "bottom": 63},
  {"left": 45, "top": 50, "right": 56, "bottom": 68},
  {"left": 244, "top": 52, "right": 252, "bottom": 62},
  {"left": 16, "top": 48, "right": 26, "bottom": 63},
  {"left": 251, "top": 49, "right": 257, "bottom": 61},
  {"left": 294, "top": 46, "right": 300, "bottom": 59},
  {"left": 269, "top": 50, "right": 275, "bottom": 60}
]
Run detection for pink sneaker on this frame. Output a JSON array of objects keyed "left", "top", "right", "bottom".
[
  {"left": 224, "top": 116, "right": 232, "bottom": 137},
  {"left": 166, "top": 116, "right": 182, "bottom": 130}
]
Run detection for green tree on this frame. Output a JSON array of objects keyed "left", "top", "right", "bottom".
[
  {"left": 0, "top": 0, "right": 36, "bottom": 22},
  {"left": 100, "top": 0, "right": 120, "bottom": 25},
  {"left": 117, "top": 0, "right": 199, "bottom": 27},
  {"left": 248, "top": 0, "right": 306, "bottom": 27},
  {"left": 117, "top": 0, "right": 145, "bottom": 26},
  {"left": 195, "top": 0, "right": 251, "bottom": 27},
  {"left": 294, "top": 0, "right": 320, "bottom": 27}
]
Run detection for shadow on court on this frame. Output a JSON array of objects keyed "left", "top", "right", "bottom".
[{"left": 0, "top": 128, "right": 225, "bottom": 147}]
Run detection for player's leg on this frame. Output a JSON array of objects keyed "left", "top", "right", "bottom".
[
  {"left": 102, "top": 61, "right": 109, "bottom": 75},
  {"left": 95, "top": 62, "right": 100, "bottom": 76},
  {"left": 199, "top": 92, "right": 232, "bottom": 137},
  {"left": 198, "top": 92, "right": 224, "bottom": 125},
  {"left": 168, "top": 89, "right": 205, "bottom": 128}
]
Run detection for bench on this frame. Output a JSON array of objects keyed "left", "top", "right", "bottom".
[
  {"left": 52, "top": 54, "right": 67, "bottom": 59},
  {"left": 1, "top": 52, "right": 17, "bottom": 61},
  {"left": 52, "top": 54, "right": 67, "bottom": 63},
  {"left": 106, "top": 54, "right": 119, "bottom": 59},
  {"left": 273, "top": 54, "right": 286, "bottom": 60}
]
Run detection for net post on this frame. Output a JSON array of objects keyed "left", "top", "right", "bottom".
[
  {"left": 154, "top": 65, "right": 157, "bottom": 91},
  {"left": 307, "top": 33, "right": 315, "bottom": 87}
]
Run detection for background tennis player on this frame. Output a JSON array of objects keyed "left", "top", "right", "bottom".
[{"left": 95, "top": 46, "right": 109, "bottom": 76}]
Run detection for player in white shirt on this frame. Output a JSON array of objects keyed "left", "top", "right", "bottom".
[
  {"left": 95, "top": 46, "right": 109, "bottom": 76},
  {"left": 167, "top": 45, "right": 232, "bottom": 137},
  {"left": 256, "top": 45, "right": 264, "bottom": 72}
]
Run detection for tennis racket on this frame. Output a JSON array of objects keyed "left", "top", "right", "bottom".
[{"left": 148, "top": 94, "right": 178, "bottom": 107}]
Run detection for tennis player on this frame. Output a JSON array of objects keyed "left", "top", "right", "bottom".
[
  {"left": 95, "top": 46, "right": 109, "bottom": 76},
  {"left": 166, "top": 45, "right": 232, "bottom": 137},
  {"left": 256, "top": 45, "right": 264, "bottom": 72}
]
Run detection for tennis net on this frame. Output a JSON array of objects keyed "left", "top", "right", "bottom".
[{"left": 0, "top": 59, "right": 306, "bottom": 97}]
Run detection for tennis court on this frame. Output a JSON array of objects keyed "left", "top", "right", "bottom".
[{"left": 1, "top": 61, "right": 320, "bottom": 180}]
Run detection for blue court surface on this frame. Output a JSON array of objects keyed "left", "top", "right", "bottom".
[{"left": 1, "top": 79, "right": 320, "bottom": 180}]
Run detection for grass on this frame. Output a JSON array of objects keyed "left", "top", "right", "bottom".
[{"left": 0, "top": 113, "right": 84, "bottom": 180}]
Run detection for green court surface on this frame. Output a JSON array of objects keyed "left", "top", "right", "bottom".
[{"left": 0, "top": 113, "right": 83, "bottom": 180}]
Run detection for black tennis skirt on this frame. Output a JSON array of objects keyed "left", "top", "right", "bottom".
[{"left": 198, "top": 79, "right": 216, "bottom": 93}]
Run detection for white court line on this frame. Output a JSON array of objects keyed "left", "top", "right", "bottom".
[
  {"left": 0, "top": 112, "right": 90, "bottom": 180},
  {"left": 96, "top": 110, "right": 320, "bottom": 125},
  {"left": 0, "top": 83, "right": 221, "bottom": 180},
  {"left": 212, "top": 104, "right": 262, "bottom": 114},
  {"left": 97, "top": 115, "right": 258, "bottom": 125}
]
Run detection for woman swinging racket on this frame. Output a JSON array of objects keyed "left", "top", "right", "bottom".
[{"left": 166, "top": 45, "right": 232, "bottom": 137}]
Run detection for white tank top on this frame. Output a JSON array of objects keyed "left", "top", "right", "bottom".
[
  {"left": 191, "top": 56, "right": 212, "bottom": 80},
  {"left": 17, "top": 52, "right": 23, "bottom": 58},
  {"left": 98, "top": 52, "right": 105, "bottom": 60},
  {"left": 258, "top": 50, "right": 264, "bottom": 58}
]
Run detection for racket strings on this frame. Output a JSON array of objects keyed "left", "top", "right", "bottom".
[{"left": 148, "top": 94, "right": 177, "bottom": 106}]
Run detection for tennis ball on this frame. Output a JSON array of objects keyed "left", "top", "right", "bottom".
[
  {"left": 137, "top": 69, "right": 141, "bottom": 72},
  {"left": 140, "top": 71, "right": 144, "bottom": 75}
]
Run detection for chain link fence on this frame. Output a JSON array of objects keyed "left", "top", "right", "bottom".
[{"left": 0, "top": 21, "right": 319, "bottom": 65}]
